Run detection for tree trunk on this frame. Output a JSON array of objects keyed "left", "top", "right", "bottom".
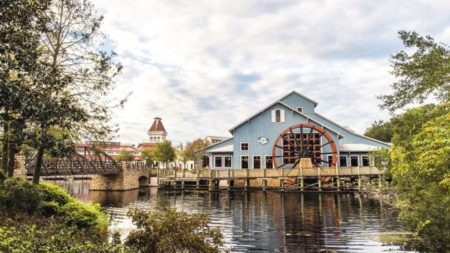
[
  {"left": 6, "top": 140, "right": 16, "bottom": 177},
  {"left": 1, "top": 121, "right": 9, "bottom": 173},
  {"left": 33, "top": 146, "right": 45, "bottom": 184}
]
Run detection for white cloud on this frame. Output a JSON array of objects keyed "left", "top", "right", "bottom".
[{"left": 94, "top": 0, "right": 450, "bottom": 144}]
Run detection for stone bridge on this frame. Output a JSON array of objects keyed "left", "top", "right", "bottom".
[{"left": 90, "top": 162, "right": 153, "bottom": 191}]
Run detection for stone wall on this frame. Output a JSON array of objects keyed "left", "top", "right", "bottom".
[{"left": 90, "top": 163, "right": 150, "bottom": 191}]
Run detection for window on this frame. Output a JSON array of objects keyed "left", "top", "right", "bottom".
[
  {"left": 340, "top": 156, "right": 347, "bottom": 167},
  {"left": 241, "top": 156, "right": 248, "bottom": 169},
  {"left": 224, "top": 156, "right": 232, "bottom": 167},
  {"left": 215, "top": 156, "right": 222, "bottom": 168},
  {"left": 327, "top": 156, "right": 333, "bottom": 167},
  {"left": 202, "top": 156, "right": 210, "bottom": 168},
  {"left": 253, "top": 156, "right": 261, "bottom": 169},
  {"left": 241, "top": 143, "right": 248, "bottom": 151},
  {"left": 350, "top": 156, "right": 359, "bottom": 167},
  {"left": 271, "top": 109, "right": 285, "bottom": 123},
  {"left": 265, "top": 156, "right": 273, "bottom": 169},
  {"left": 362, "top": 156, "right": 370, "bottom": 167},
  {"left": 297, "top": 107, "right": 303, "bottom": 113}
]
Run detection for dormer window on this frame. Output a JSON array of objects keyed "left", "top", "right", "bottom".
[
  {"left": 271, "top": 109, "right": 285, "bottom": 123},
  {"left": 297, "top": 107, "right": 303, "bottom": 113}
]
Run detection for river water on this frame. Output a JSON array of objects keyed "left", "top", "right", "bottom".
[{"left": 56, "top": 179, "right": 413, "bottom": 253}]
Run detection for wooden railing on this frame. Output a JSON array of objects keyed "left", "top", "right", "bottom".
[{"left": 157, "top": 167, "right": 383, "bottom": 180}]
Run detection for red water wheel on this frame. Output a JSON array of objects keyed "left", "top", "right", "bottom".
[{"left": 272, "top": 123, "right": 337, "bottom": 168}]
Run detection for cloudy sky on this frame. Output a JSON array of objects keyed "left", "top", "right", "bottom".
[{"left": 94, "top": 0, "right": 450, "bottom": 145}]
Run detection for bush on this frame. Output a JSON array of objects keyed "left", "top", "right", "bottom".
[
  {"left": 125, "top": 208, "right": 224, "bottom": 253},
  {"left": 0, "top": 178, "right": 108, "bottom": 232},
  {"left": 0, "top": 224, "right": 124, "bottom": 253},
  {"left": 0, "top": 178, "right": 42, "bottom": 214}
]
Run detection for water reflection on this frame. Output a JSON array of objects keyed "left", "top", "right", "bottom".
[{"left": 51, "top": 180, "right": 410, "bottom": 252}]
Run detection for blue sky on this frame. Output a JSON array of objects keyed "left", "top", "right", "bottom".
[{"left": 95, "top": 0, "right": 450, "bottom": 145}]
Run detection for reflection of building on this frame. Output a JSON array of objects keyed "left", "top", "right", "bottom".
[{"left": 202, "top": 91, "right": 390, "bottom": 169}]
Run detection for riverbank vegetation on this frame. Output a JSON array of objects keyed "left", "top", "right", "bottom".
[
  {"left": 0, "top": 175, "right": 224, "bottom": 252},
  {"left": 367, "top": 31, "right": 449, "bottom": 252}
]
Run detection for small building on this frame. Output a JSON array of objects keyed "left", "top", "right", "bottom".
[
  {"left": 76, "top": 141, "right": 139, "bottom": 160},
  {"left": 202, "top": 91, "right": 390, "bottom": 170}
]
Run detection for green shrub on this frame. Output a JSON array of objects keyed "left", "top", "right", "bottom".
[
  {"left": 0, "top": 170, "right": 5, "bottom": 182},
  {"left": 0, "top": 178, "right": 108, "bottom": 232},
  {"left": 62, "top": 202, "right": 108, "bottom": 230},
  {"left": 39, "top": 182, "right": 71, "bottom": 206},
  {"left": 0, "top": 178, "right": 42, "bottom": 214},
  {"left": 125, "top": 208, "right": 224, "bottom": 253},
  {"left": 0, "top": 224, "right": 124, "bottom": 253}
]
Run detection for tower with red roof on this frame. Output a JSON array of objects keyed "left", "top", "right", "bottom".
[{"left": 148, "top": 117, "right": 167, "bottom": 143}]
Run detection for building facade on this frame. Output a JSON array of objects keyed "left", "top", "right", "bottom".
[{"left": 202, "top": 91, "right": 390, "bottom": 170}]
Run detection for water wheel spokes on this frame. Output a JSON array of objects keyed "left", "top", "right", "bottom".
[{"left": 272, "top": 123, "right": 337, "bottom": 168}]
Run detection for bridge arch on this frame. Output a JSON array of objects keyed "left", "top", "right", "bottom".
[{"left": 138, "top": 175, "right": 150, "bottom": 187}]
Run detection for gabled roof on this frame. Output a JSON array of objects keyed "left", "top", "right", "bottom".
[
  {"left": 228, "top": 99, "right": 343, "bottom": 137},
  {"left": 279, "top": 90, "right": 319, "bottom": 107},
  {"left": 307, "top": 112, "right": 391, "bottom": 146},
  {"left": 149, "top": 117, "right": 166, "bottom": 133}
]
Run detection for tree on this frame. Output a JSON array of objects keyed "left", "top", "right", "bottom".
[
  {"left": 125, "top": 208, "right": 223, "bottom": 253},
  {"left": 379, "top": 31, "right": 449, "bottom": 112},
  {"left": 378, "top": 31, "right": 450, "bottom": 251},
  {"left": 141, "top": 149, "right": 156, "bottom": 167},
  {"left": 389, "top": 103, "right": 449, "bottom": 251},
  {"left": 0, "top": 0, "right": 51, "bottom": 176},
  {"left": 116, "top": 150, "right": 135, "bottom": 162},
  {"left": 153, "top": 141, "right": 175, "bottom": 169},
  {"left": 30, "top": 0, "right": 122, "bottom": 184},
  {"left": 364, "top": 120, "right": 393, "bottom": 143},
  {"left": 183, "top": 139, "right": 210, "bottom": 167}
]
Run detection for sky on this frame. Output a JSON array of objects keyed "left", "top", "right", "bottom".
[{"left": 94, "top": 0, "right": 450, "bottom": 145}]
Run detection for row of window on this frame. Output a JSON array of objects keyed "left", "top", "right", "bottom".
[
  {"left": 213, "top": 155, "right": 373, "bottom": 168},
  {"left": 338, "top": 155, "right": 372, "bottom": 167}
]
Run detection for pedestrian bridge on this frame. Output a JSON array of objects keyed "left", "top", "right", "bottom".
[{"left": 24, "top": 149, "right": 152, "bottom": 191}]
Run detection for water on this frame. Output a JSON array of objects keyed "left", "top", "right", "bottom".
[{"left": 55, "top": 180, "right": 413, "bottom": 253}]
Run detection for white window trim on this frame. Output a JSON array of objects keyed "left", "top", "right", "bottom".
[
  {"left": 264, "top": 155, "right": 273, "bottom": 169},
  {"left": 362, "top": 155, "right": 370, "bottom": 167},
  {"left": 214, "top": 156, "right": 223, "bottom": 168},
  {"left": 339, "top": 155, "right": 348, "bottom": 167},
  {"left": 240, "top": 155, "right": 249, "bottom": 169},
  {"left": 350, "top": 155, "right": 359, "bottom": 167},
  {"left": 224, "top": 156, "right": 232, "bottom": 168},
  {"left": 271, "top": 109, "right": 285, "bottom": 123},
  {"left": 240, "top": 142, "right": 249, "bottom": 151},
  {"left": 253, "top": 155, "right": 261, "bottom": 169},
  {"left": 327, "top": 155, "right": 333, "bottom": 167}
]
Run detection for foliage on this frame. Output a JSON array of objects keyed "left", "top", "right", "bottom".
[
  {"left": 388, "top": 103, "right": 449, "bottom": 251},
  {"left": 117, "top": 150, "right": 135, "bottom": 162},
  {"left": 153, "top": 141, "right": 176, "bottom": 164},
  {"left": 141, "top": 148, "right": 156, "bottom": 165},
  {"left": 379, "top": 30, "right": 450, "bottom": 112},
  {"left": 125, "top": 208, "right": 223, "bottom": 253},
  {"left": 183, "top": 139, "right": 210, "bottom": 161},
  {"left": 0, "top": 0, "right": 51, "bottom": 176},
  {"left": 364, "top": 120, "right": 393, "bottom": 142},
  {"left": 0, "top": 224, "right": 124, "bottom": 253},
  {"left": 0, "top": 178, "right": 108, "bottom": 232},
  {"left": 377, "top": 31, "right": 450, "bottom": 252}
]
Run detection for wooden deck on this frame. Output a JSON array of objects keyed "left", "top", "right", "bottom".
[{"left": 157, "top": 167, "right": 384, "bottom": 191}]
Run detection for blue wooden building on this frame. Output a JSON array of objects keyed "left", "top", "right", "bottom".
[{"left": 202, "top": 91, "right": 389, "bottom": 170}]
